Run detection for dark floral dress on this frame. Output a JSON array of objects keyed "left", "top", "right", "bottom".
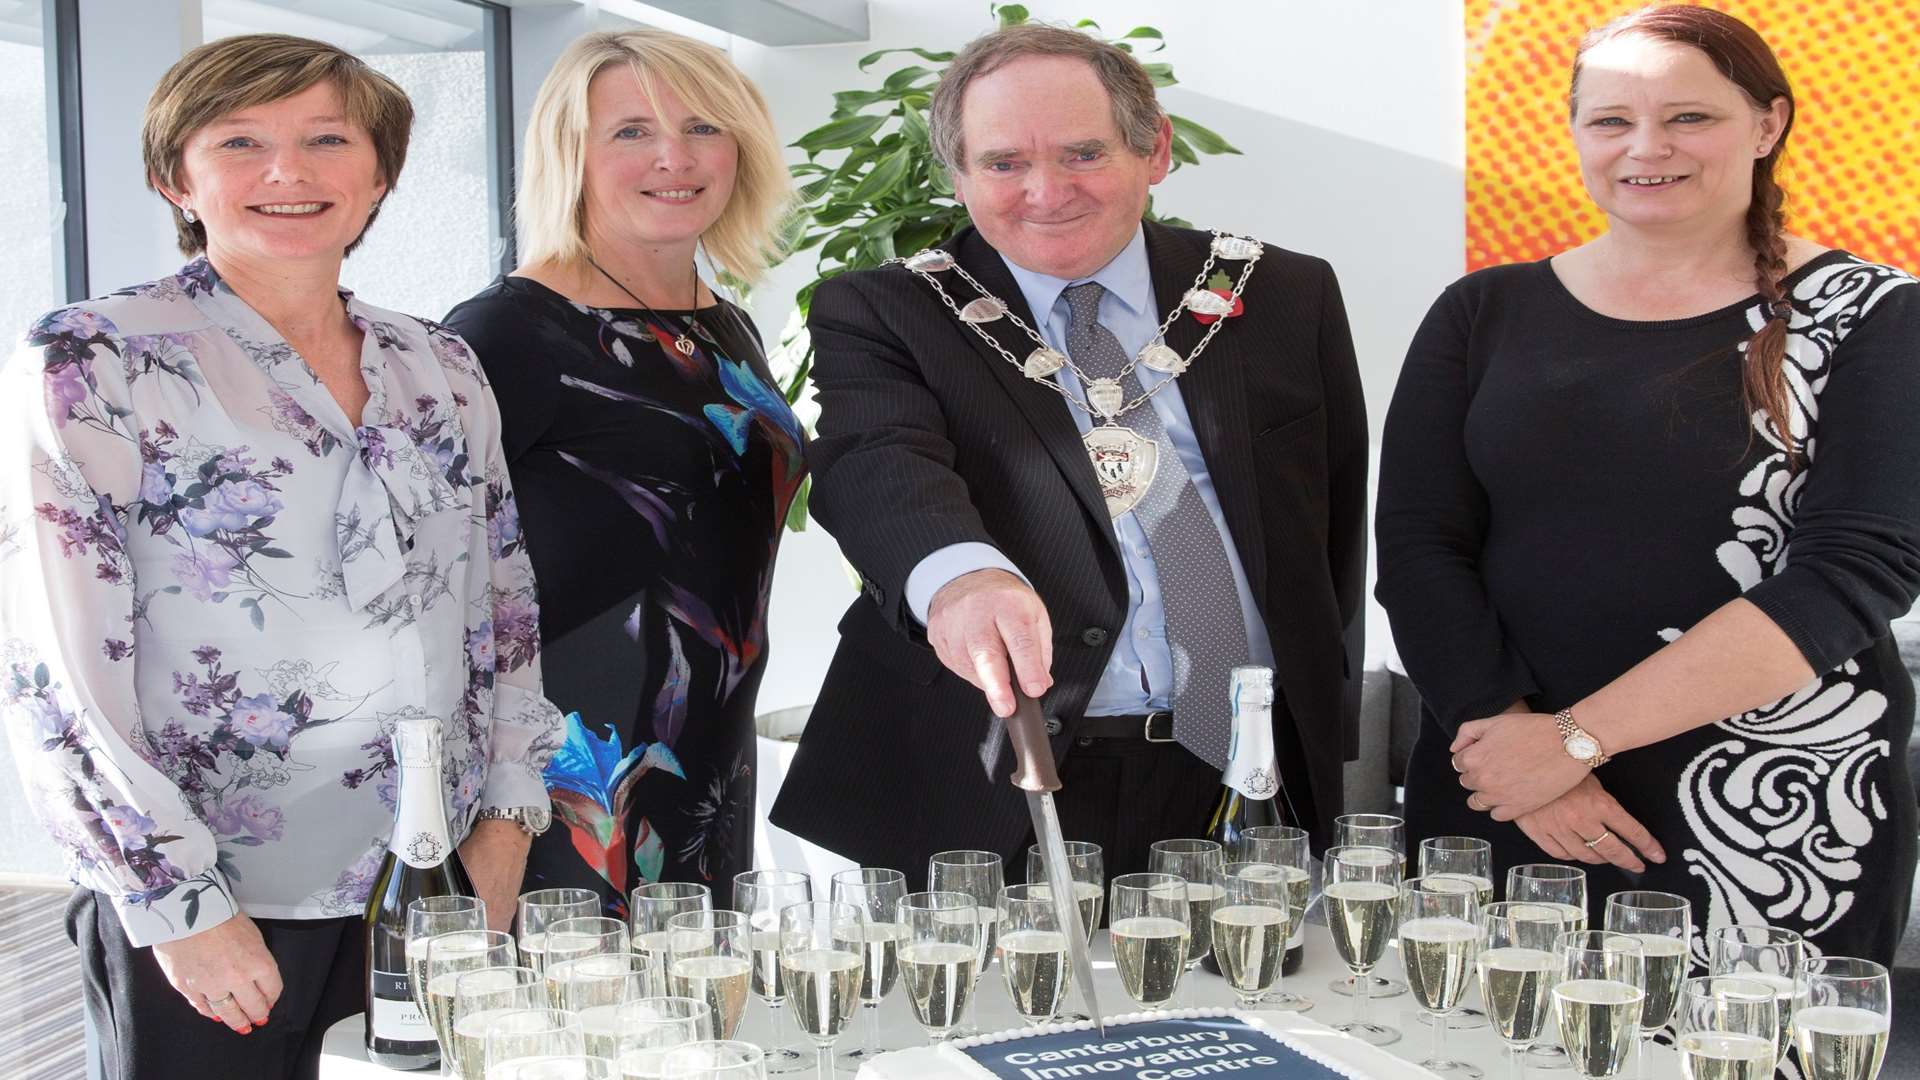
[{"left": 446, "top": 277, "right": 804, "bottom": 914}]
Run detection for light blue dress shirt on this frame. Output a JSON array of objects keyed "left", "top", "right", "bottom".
[{"left": 903, "top": 226, "right": 1275, "bottom": 713}]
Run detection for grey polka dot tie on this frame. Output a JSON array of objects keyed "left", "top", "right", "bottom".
[{"left": 1065, "top": 282, "right": 1249, "bottom": 768}]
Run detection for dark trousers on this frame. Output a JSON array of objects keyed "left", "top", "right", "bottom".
[
  {"left": 1015, "top": 736, "right": 1223, "bottom": 898},
  {"left": 67, "top": 889, "right": 366, "bottom": 1080}
]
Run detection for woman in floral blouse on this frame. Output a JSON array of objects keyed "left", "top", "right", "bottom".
[{"left": 0, "top": 35, "right": 561, "bottom": 1079}]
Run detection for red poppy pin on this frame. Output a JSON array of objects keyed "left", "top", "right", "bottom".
[{"left": 1188, "top": 271, "right": 1244, "bottom": 325}]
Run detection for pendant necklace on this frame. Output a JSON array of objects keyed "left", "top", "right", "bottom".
[
  {"left": 889, "top": 231, "right": 1262, "bottom": 517},
  {"left": 586, "top": 254, "right": 706, "bottom": 356}
]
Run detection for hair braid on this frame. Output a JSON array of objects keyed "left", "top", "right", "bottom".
[{"left": 1743, "top": 167, "right": 1799, "bottom": 468}]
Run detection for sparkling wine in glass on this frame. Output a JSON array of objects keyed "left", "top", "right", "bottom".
[
  {"left": 1676, "top": 975, "right": 1778, "bottom": 1080},
  {"left": 778, "top": 900, "right": 865, "bottom": 1079},
  {"left": 541, "top": 916, "right": 628, "bottom": 1006},
  {"left": 517, "top": 889, "right": 600, "bottom": 976},
  {"left": 1025, "top": 840, "right": 1105, "bottom": 942},
  {"left": 607, "top": 996, "right": 711, "bottom": 1079},
  {"left": 1108, "top": 872, "right": 1192, "bottom": 1009},
  {"left": 1147, "top": 838, "right": 1225, "bottom": 1002},
  {"left": 448, "top": 966, "right": 540, "bottom": 1080},
  {"left": 1709, "top": 924, "right": 1807, "bottom": 1069},
  {"left": 408, "top": 896, "right": 488, "bottom": 1016},
  {"left": 1213, "top": 861, "right": 1291, "bottom": 1009},
  {"left": 479, "top": 1008, "right": 586, "bottom": 1076},
  {"left": 1480, "top": 902, "right": 1573, "bottom": 1080},
  {"left": 632, "top": 883, "right": 711, "bottom": 977},
  {"left": 828, "top": 867, "right": 908, "bottom": 1068},
  {"left": 1509, "top": 863, "right": 1590, "bottom": 1069},
  {"left": 1796, "top": 956, "right": 1890, "bottom": 1080},
  {"left": 666, "top": 910, "right": 753, "bottom": 1043},
  {"left": 424, "top": 930, "right": 517, "bottom": 1061},
  {"left": 1328, "top": 816, "right": 1408, "bottom": 1000},
  {"left": 655, "top": 1040, "right": 769, "bottom": 1079},
  {"left": 1236, "top": 825, "right": 1315, "bottom": 1011},
  {"left": 997, "top": 883, "right": 1073, "bottom": 1025},
  {"left": 487, "top": 1056, "right": 614, "bottom": 1080},
  {"left": 1401, "top": 875, "right": 1484, "bottom": 1076},
  {"left": 553, "top": 953, "right": 654, "bottom": 1054},
  {"left": 1603, "top": 890, "right": 1691, "bottom": 1079},
  {"left": 1417, "top": 836, "right": 1494, "bottom": 1033},
  {"left": 732, "top": 869, "right": 812, "bottom": 1075},
  {"left": 1324, "top": 845, "right": 1402, "bottom": 1047},
  {"left": 1553, "top": 931, "right": 1645, "bottom": 1079},
  {"left": 927, "top": 850, "right": 1003, "bottom": 1035},
  {"left": 897, "top": 891, "right": 982, "bottom": 1045}
]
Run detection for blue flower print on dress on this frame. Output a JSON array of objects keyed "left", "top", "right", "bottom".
[{"left": 542, "top": 711, "right": 685, "bottom": 914}]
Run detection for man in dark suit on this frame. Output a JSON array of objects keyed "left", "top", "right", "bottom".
[{"left": 770, "top": 24, "right": 1367, "bottom": 885}]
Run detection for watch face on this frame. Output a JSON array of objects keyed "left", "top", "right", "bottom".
[
  {"left": 527, "top": 807, "right": 553, "bottom": 834},
  {"left": 1567, "top": 734, "right": 1600, "bottom": 761}
]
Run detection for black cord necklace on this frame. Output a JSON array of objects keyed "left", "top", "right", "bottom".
[{"left": 585, "top": 254, "right": 706, "bottom": 357}]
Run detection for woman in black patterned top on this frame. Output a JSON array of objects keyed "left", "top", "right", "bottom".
[
  {"left": 445, "top": 30, "right": 802, "bottom": 913},
  {"left": 1377, "top": 6, "right": 1920, "bottom": 961}
]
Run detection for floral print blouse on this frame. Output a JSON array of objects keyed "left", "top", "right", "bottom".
[{"left": 0, "top": 258, "right": 563, "bottom": 945}]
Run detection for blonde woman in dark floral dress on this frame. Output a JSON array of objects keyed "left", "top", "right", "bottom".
[{"left": 446, "top": 30, "right": 801, "bottom": 914}]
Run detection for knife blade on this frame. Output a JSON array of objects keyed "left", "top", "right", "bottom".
[{"left": 1004, "top": 690, "right": 1105, "bottom": 1034}]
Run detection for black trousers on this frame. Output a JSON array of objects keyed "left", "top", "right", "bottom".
[
  {"left": 67, "top": 889, "right": 366, "bottom": 1080},
  {"left": 1015, "top": 736, "right": 1223, "bottom": 896}
]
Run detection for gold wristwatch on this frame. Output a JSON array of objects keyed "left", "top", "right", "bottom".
[{"left": 1552, "top": 708, "right": 1610, "bottom": 767}]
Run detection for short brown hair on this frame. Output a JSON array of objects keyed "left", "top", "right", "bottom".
[
  {"left": 928, "top": 24, "right": 1163, "bottom": 172},
  {"left": 142, "top": 33, "right": 414, "bottom": 257}
]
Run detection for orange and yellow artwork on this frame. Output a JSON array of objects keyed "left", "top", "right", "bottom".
[{"left": 1465, "top": 0, "right": 1920, "bottom": 272}]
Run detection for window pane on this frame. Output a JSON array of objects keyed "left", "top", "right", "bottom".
[
  {"left": 0, "top": 2, "right": 57, "bottom": 343},
  {"left": 203, "top": 0, "right": 496, "bottom": 320}
]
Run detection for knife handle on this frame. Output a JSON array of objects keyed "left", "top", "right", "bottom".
[{"left": 1004, "top": 689, "right": 1062, "bottom": 793}]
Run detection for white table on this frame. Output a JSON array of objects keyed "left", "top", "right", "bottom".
[{"left": 322, "top": 929, "right": 1687, "bottom": 1079}]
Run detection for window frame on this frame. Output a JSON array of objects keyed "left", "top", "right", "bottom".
[{"left": 45, "top": 0, "right": 87, "bottom": 302}]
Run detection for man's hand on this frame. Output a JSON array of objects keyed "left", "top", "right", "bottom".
[
  {"left": 151, "top": 912, "right": 283, "bottom": 1033},
  {"left": 1510, "top": 774, "right": 1667, "bottom": 873},
  {"left": 927, "top": 569, "right": 1054, "bottom": 717},
  {"left": 460, "top": 818, "right": 534, "bottom": 932}
]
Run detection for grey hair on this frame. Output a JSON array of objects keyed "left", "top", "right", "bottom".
[{"left": 927, "top": 23, "right": 1164, "bottom": 173}]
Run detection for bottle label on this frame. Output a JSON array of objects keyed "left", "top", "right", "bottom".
[
  {"left": 370, "top": 968, "right": 436, "bottom": 1044},
  {"left": 389, "top": 762, "right": 452, "bottom": 870}
]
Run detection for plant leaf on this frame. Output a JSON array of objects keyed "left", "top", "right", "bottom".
[
  {"left": 1171, "top": 114, "right": 1242, "bottom": 156},
  {"left": 791, "top": 113, "right": 887, "bottom": 153},
  {"left": 1169, "top": 135, "right": 1199, "bottom": 167},
  {"left": 899, "top": 101, "right": 930, "bottom": 148},
  {"left": 882, "top": 65, "right": 935, "bottom": 93},
  {"left": 1141, "top": 62, "right": 1177, "bottom": 88},
  {"left": 993, "top": 4, "right": 1030, "bottom": 28},
  {"left": 784, "top": 476, "right": 812, "bottom": 532},
  {"left": 856, "top": 46, "right": 956, "bottom": 72},
  {"left": 848, "top": 146, "right": 914, "bottom": 205}
]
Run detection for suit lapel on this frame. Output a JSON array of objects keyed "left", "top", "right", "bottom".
[
  {"left": 948, "top": 229, "right": 1116, "bottom": 533},
  {"left": 1142, "top": 222, "right": 1269, "bottom": 600}
]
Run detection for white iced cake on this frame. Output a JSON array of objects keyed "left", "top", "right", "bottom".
[{"left": 934, "top": 1008, "right": 1378, "bottom": 1079}]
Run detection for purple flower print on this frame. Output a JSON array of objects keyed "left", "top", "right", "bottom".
[
  {"left": 487, "top": 494, "right": 521, "bottom": 560},
  {"left": 205, "top": 794, "right": 285, "bottom": 842},
  {"left": 101, "top": 639, "right": 132, "bottom": 662},
  {"left": 138, "top": 462, "right": 173, "bottom": 506},
  {"left": 44, "top": 363, "right": 89, "bottom": 426},
  {"left": 98, "top": 804, "right": 158, "bottom": 848},
  {"left": 358, "top": 428, "right": 396, "bottom": 470},
  {"left": 38, "top": 307, "right": 116, "bottom": 340},
  {"left": 171, "top": 546, "right": 240, "bottom": 601},
  {"left": 466, "top": 622, "right": 495, "bottom": 672},
  {"left": 182, "top": 479, "right": 283, "bottom": 536},
  {"left": 229, "top": 693, "right": 296, "bottom": 751},
  {"left": 493, "top": 595, "right": 540, "bottom": 673}
]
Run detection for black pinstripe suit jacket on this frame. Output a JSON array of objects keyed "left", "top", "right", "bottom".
[{"left": 768, "top": 221, "right": 1368, "bottom": 880}]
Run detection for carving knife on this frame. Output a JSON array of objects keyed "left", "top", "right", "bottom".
[{"left": 1003, "top": 689, "right": 1105, "bottom": 1034}]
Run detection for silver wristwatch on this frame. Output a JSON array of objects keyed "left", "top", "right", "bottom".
[{"left": 475, "top": 805, "right": 553, "bottom": 836}]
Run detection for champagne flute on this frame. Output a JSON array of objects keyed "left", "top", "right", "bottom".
[
  {"left": 1329, "top": 815, "right": 1408, "bottom": 1000},
  {"left": 1421, "top": 837, "right": 1495, "bottom": 905},
  {"left": 666, "top": 909, "right": 753, "bottom": 1042},
  {"left": 897, "top": 891, "right": 981, "bottom": 1045},
  {"left": 656, "top": 1040, "right": 769, "bottom": 1079},
  {"left": 1709, "top": 924, "right": 1807, "bottom": 1068},
  {"left": 1554, "top": 931, "right": 1645, "bottom": 1079},
  {"left": 1480, "top": 902, "right": 1574, "bottom": 1080},
  {"left": 1108, "top": 872, "right": 1192, "bottom": 1009},
  {"left": 927, "top": 850, "right": 1003, "bottom": 1035},
  {"left": 1401, "top": 875, "right": 1484, "bottom": 1077},
  {"left": 1796, "top": 956, "right": 1890, "bottom": 1080},
  {"left": 409, "top": 897, "right": 489, "bottom": 1014},
  {"left": 542, "top": 917, "right": 629, "bottom": 1006},
  {"left": 480, "top": 1008, "right": 586, "bottom": 1075},
  {"left": 828, "top": 867, "right": 908, "bottom": 1067},
  {"left": 608, "top": 996, "right": 712, "bottom": 1080},
  {"left": 778, "top": 900, "right": 865, "bottom": 1079},
  {"left": 449, "top": 966, "right": 542, "bottom": 1080},
  {"left": 731, "top": 869, "right": 812, "bottom": 1075},
  {"left": 487, "top": 1057, "right": 614, "bottom": 1080},
  {"left": 1025, "top": 840, "right": 1106, "bottom": 942},
  {"left": 996, "top": 884, "right": 1073, "bottom": 1025},
  {"left": 1236, "top": 825, "right": 1314, "bottom": 1012},
  {"left": 425, "top": 930, "right": 519, "bottom": 1060},
  {"left": 518, "top": 889, "right": 600, "bottom": 975},
  {"left": 553, "top": 953, "right": 654, "bottom": 1055},
  {"left": 1213, "top": 861, "right": 1291, "bottom": 1010},
  {"left": 1676, "top": 975, "right": 1778, "bottom": 1080},
  {"left": 1324, "top": 845, "right": 1402, "bottom": 1046},
  {"left": 1147, "top": 838, "right": 1225, "bottom": 1001},
  {"left": 1603, "top": 890, "right": 1691, "bottom": 1079},
  {"left": 1509, "top": 863, "right": 1589, "bottom": 1070},
  {"left": 633, "top": 883, "right": 711, "bottom": 977}
]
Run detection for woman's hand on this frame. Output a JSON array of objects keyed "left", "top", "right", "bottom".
[
  {"left": 1449, "top": 712, "right": 1587, "bottom": 820},
  {"left": 460, "top": 818, "right": 534, "bottom": 933},
  {"left": 1511, "top": 774, "right": 1667, "bottom": 873},
  {"left": 150, "top": 913, "right": 282, "bottom": 1033}
]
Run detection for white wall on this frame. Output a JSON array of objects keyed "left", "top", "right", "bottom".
[{"left": 740, "top": 0, "right": 1467, "bottom": 716}]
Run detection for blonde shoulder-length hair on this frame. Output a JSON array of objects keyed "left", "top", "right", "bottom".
[{"left": 518, "top": 29, "right": 791, "bottom": 285}]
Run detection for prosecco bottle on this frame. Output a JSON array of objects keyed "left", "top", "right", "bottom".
[
  {"left": 1202, "top": 665, "right": 1304, "bottom": 975},
  {"left": 363, "top": 715, "right": 474, "bottom": 1068}
]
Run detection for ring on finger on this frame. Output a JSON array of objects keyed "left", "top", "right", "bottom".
[
  {"left": 207, "top": 992, "right": 237, "bottom": 1007},
  {"left": 1581, "top": 829, "right": 1613, "bottom": 849}
]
